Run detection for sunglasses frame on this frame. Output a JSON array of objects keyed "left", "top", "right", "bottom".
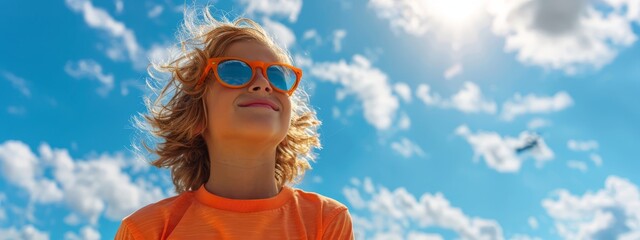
[{"left": 197, "top": 57, "right": 303, "bottom": 96}]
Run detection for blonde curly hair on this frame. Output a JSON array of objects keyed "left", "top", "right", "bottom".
[{"left": 136, "top": 7, "right": 321, "bottom": 194}]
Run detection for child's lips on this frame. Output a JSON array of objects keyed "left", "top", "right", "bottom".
[
  {"left": 238, "top": 98, "right": 280, "bottom": 111},
  {"left": 240, "top": 103, "right": 277, "bottom": 111}
]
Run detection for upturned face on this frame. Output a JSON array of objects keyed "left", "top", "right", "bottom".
[{"left": 203, "top": 40, "right": 292, "bottom": 147}]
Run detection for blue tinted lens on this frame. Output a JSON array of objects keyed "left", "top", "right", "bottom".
[
  {"left": 266, "top": 65, "right": 297, "bottom": 91},
  {"left": 217, "top": 60, "right": 252, "bottom": 86}
]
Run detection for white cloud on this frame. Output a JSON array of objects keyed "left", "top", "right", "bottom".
[
  {"left": 46, "top": 146, "right": 166, "bottom": 224},
  {"left": 367, "top": 0, "right": 487, "bottom": 53},
  {"left": 487, "top": 0, "right": 637, "bottom": 74},
  {"left": 238, "top": 0, "right": 302, "bottom": 22},
  {"left": 350, "top": 178, "right": 362, "bottom": 187},
  {"left": 567, "top": 140, "right": 599, "bottom": 152},
  {"left": 393, "top": 82, "right": 412, "bottom": 103},
  {"left": 567, "top": 140, "right": 603, "bottom": 168},
  {"left": 261, "top": 18, "right": 296, "bottom": 50},
  {"left": 171, "top": 4, "right": 185, "bottom": 13},
  {"left": 332, "top": 29, "right": 347, "bottom": 52},
  {"left": 398, "top": 112, "right": 411, "bottom": 130},
  {"left": 390, "top": 138, "right": 425, "bottom": 158},
  {"left": 309, "top": 55, "right": 400, "bottom": 130},
  {"left": 147, "top": 5, "right": 164, "bottom": 18},
  {"left": 0, "top": 140, "right": 167, "bottom": 225},
  {"left": 407, "top": 232, "right": 444, "bottom": 240},
  {"left": 64, "top": 213, "right": 81, "bottom": 226},
  {"left": 509, "top": 234, "right": 541, "bottom": 240},
  {"left": 0, "top": 141, "right": 64, "bottom": 203},
  {"left": 147, "top": 43, "right": 180, "bottom": 66},
  {"left": 115, "top": 0, "right": 123, "bottom": 13},
  {"left": 293, "top": 53, "right": 313, "bottom": 68},
  {"left": 0, "top": 193, "right": 6, "bottom": 221},
  {"left": 0, "top": 225, "right": 49, "bottom": 240},
  {"left": 542, "top": 176, "right": 640, "bottom": 239},
  {"left": 501, "top": 92, "right": 573, "bottom": 121},
  {"left": 590, "top": 153, "right": 603, "bottom": 167},
  {"left": 605, "top": 0, "right": 640, "bottom": 23},
  {"left": 64, "top": 59, "right": 114, "bottom": 96},
  {"left": 444, "top": 63, "right": 463, "bottom": 79},
  {"left": 415, "top": 84, "right": 442, "bottom": 105},
  {"left": 332, "top": 107, "right": 341, "bottom": 119},
  {"left": 368, "top": 0, "right": 431, "bottom": 36},
  {"left": 363, "top": 47, "right": 384, "bottom": 63},
  {"left": 343, "top": 186, "right": 367, "bottom": 210},
  {"left": 302, "top": 29, "right": 317, "bottom": 39},
  {"left": 567, "top": 160, "right": 588, "bottom": 173},
  {"left": 370, "top": 0, "right": 638, "bottom": 73},
  {"left": 64, "top": 226, "right": 100, "bottom": 240},
  {"left": 65, "top": 0, "right": 146, "bottom": 69},
  {"left": 455, "top": 125, "right": 554, "bottom": 173},
  {"left": 344, "top": 177, "right": 504, "bottom": 240},
  {"left": 368, "top": 230, "right": 444, "bottom": 240},
  {"left": 417, "top": 82, "right": 497, "bottom": 114},
  {"left": 363, "top": 178, "right": 375, "bottom": 194},
  {"left": 312, "top": 176, "right": 322, "bottom": 183},
  {"left": 449, "top": 82, "right": 497, "bottom": 113},
  {"left": 7, "top": 106, "right": 26, "bottom": 116},
  {"left": 302, "top": 29, "right": 321, "bottom": 45},
  {"left": 527, "top": 118, "right": 551, "bottom": 130},
  {"left": 528, "top": 216, "right": 538, "bottom": 229},
  {"left": 2, "top": 71, "right": 31, "bottom": 97}
]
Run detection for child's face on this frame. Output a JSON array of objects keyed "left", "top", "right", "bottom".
[{"left": 203, "top": 40, "right": 292, "bottom": 147}]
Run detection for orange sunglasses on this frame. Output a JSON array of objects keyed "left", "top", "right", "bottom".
[{"left": 196, "top": 57, "right": 303, "bottom": 96}]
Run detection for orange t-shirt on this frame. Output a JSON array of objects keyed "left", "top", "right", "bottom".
[{"left": 114, "top": 184, "right": 354, "bottom": 240}]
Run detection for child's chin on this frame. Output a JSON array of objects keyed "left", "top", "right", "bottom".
[{"left": 234, "top": 124, "right": 285, "bottom": 139}]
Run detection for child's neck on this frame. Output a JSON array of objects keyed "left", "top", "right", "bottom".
[{"left": 204, "top": 141, "right": 280, "bottom": 199}]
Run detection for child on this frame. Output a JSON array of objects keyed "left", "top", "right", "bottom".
[{"left": 114, "top": 7, "right": 354, "bottom": 240}]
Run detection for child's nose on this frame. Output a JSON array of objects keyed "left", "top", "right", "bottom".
[{"left": 247, "top": 68, "right": 272, "bottom": 93}]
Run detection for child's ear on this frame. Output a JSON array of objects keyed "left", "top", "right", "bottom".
[{"left": 279, "top": 138, "right": 289, "bottom": 147}]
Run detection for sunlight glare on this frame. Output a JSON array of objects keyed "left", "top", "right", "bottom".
[{"left": 429, "top": 0, "right": 485, "bottom": 27}]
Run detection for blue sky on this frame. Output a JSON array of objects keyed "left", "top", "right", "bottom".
[{"left": 1, "top": 0, "right": 640, "bottom": 239}]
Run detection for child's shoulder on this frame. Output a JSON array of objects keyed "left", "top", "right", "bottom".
[
  {"left": 123, "top": 191, "right": 195, "bottom": 225},
  {"left": 118, "top": 191, "right": 195, "bottom": 239},
  {"left": 290, "top": 187, "right": 349, "bottom": 215}
]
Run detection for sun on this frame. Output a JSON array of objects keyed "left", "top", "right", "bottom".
[{"left": 429, "top": 0, "right": 485, "bottom": 27}]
